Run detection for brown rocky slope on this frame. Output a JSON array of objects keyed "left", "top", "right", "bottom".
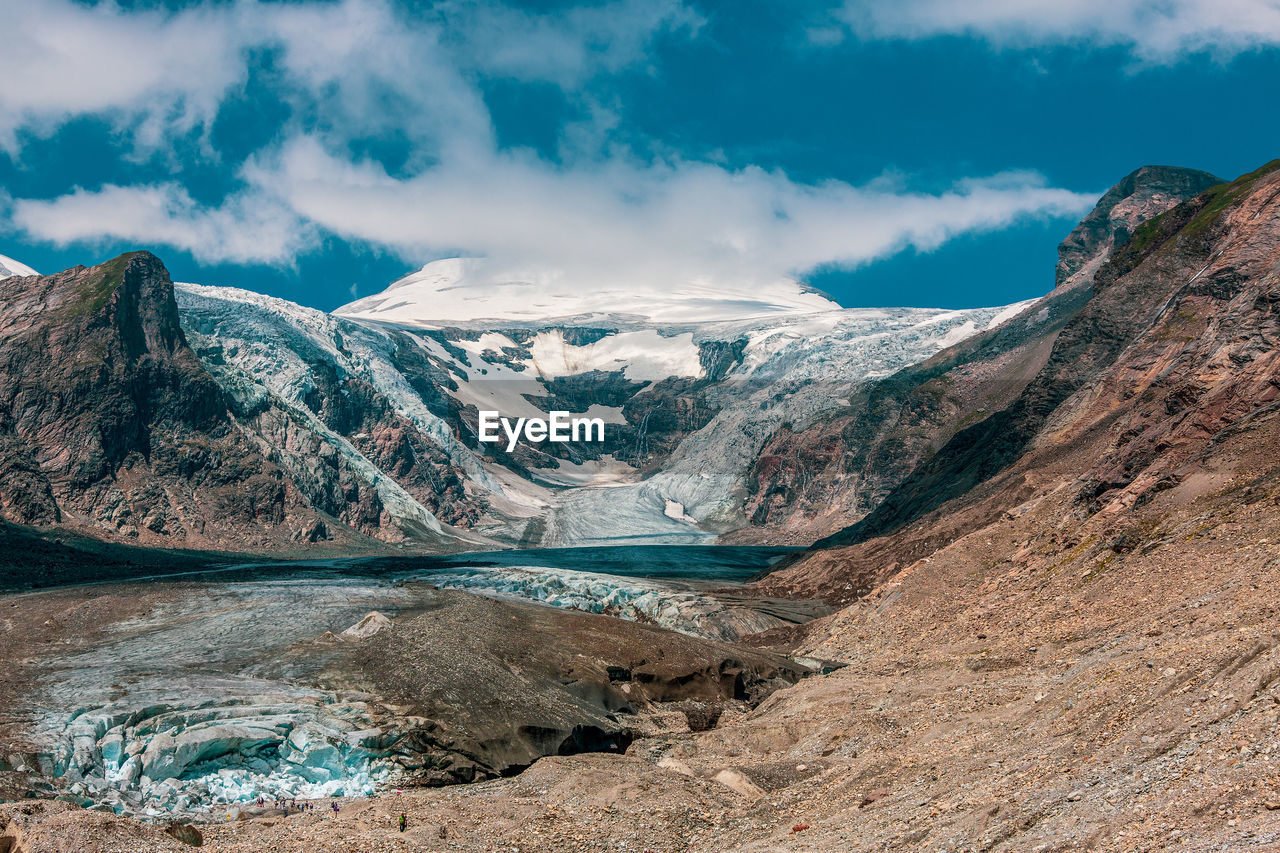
[{"left": 736, "top": 165, "right": 1221, "bottom": 546}]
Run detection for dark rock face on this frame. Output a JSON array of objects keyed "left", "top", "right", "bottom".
[
  {"left": 737, "top": 166, "right": 1219, "bottom": 544},
  {"left": 175, "top": 282, "right": 487, "bottom": 545},
  {"left": 613, "top": 338, "right": 748, "bottom": 468},
  {"left": 164, "top": 821, "right": 202, "bottom": 846},
  {"left": 0, "top": 253, "right": 349, "bottom": 550},
  {"left": 301, "top": 360, "right": 477, "bottom": 527}
]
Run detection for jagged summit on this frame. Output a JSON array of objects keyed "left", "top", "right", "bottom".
[
  {"left": 333, "top": 257, "right": 842, "bottom": 328},
  {"left": 1054, "top": 164, "right": 1221, "bottom": 289}
]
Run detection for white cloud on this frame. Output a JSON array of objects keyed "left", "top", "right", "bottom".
[
  {"left": 0, "top": 0, "right": 249, "bottom": 151},
  {"left": 0, "top": 0, "right": 694, "bottom": 155},
  {"left": 219, "top": 134, "right": 1094, "bottom": 288},
  {"left": 10, "top": 135, "right": 1096, "bottom": 286},
  {"left": 10, "top": 183, "right": 310, "bottom": 265},
  {"left": 832, "top": 0, "right": 1280, "bottom": 62},
  {"left": 2, "top": 0, "right": 1099, "bottom": 300},
  {"left": 434, "top": 0, "right": 704, "bottom": 87}
]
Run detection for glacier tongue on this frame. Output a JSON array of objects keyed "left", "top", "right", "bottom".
[
  {"left": 28, "top": 577, "right": 417, "bottom": 817},
  {"left": 48, "top": 696, "right": 398, "bottom": 817},
  {"left": 536, "top": 304, "right": 1032, "bottom": 544}
]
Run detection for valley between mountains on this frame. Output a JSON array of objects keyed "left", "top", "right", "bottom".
[{"left": 5, "top": 160, "right": 1280, "bottom": 851}]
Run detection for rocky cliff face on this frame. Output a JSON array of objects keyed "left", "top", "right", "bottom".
[
  {"left": 1053, "top": 164, "right": 1220, "bottom": 289},
  {"left": 735, "top": 165, "right": 1220, "bottom": 544},
  {"left": 0, "top": 253, "right": 389, "bottom": 551}
]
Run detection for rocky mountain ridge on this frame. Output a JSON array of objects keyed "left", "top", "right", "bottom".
[
  {"left": 731, "top": 164, "right": 1222, "bottom": 543},
  {"left": 0, "top": 253, "right": 381, "bottom": 553},
  {"left": 0, "top": 164, "right": 1233, "bottom": 560},
  {"left": 0, "top": 255, "right": 1024, "bottom": 556},
  {"left": 765, "top": 159, "right": 1280, "bottom": 601}
]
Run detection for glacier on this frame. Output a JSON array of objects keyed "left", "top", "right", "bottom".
[
  {"left": 5, "top": 249, "right": 1040, "bottom": 546},
  {"left": 174, "top": 258, "right": 1037, "bottom": 547},
  {"left": 24, "top": 556, "right": 812, "bottom": 816},
  {"left": 26, "top": 577, "right": 417, "bottom": 817},
  {"left": 416, "top": 564, "right": 799, "bottom": 642}
]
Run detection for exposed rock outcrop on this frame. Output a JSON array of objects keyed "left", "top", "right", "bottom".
[
  {"left": 768, "top": 160, "right": 1280, "bottom": 601},
  {"left": 1054, "top": 164, "right": 1221, "bottom": 288},
  {"left": 0, "top": 254, "right": 336, "bottom": 550}
]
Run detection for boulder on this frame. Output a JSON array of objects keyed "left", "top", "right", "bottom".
[{"left": 164, "top": 822, "right": 203, "bottom": 847}]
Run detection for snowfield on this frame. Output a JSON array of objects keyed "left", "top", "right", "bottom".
[
  {"left": 0, "top": 252, "right": 38, "bottom": 279},
  {"left": 333, "top": 257, "right": 843, "bottom": 327}
]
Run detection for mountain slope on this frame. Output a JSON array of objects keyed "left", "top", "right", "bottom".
[
  {"left": 762, "top": 159, "right": 1280, "bottom": 601},
  {"left": 0, "top": 253, "right": 412, "bottom": 552},
  {"left": 734, "top": 164, "right": 1220, "bottom": 544}
]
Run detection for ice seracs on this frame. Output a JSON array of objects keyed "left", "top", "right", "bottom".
[{"left": 174, "top": 260, "right": 1040, "bottom": 546}]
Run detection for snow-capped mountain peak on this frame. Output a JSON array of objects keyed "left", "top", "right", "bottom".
[
  {"left": 333, "top": 257, "right": 842, "bottom": 328},
  {"left": 0, "top": 253, "right": 39, "bottom": 279}
]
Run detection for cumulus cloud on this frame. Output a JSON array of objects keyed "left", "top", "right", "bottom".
[
  {"left": 0, "top": 0, "right": 249, "bottom": 150},
  {"left": 224, "top": 136, "right": 1096, "bottom": 287},
  {"left": 830, "top": 0, "right": 1280, "bottom": 62},
  {"left": 0, "top": 0, "right": 695, "bottom": 154},
  {"left": 2, "top": 0, "right": 1099, "bottom": 297}
]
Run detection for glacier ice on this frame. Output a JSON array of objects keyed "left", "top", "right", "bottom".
[
  {"left": 418, "top": 564, "right": 792, "bottom": 641},
  {"left": 43, "top": 697, "right": 399, "bottom": 817},
  {"left": 27, "top": 577, "right": 417, "bottom": 817},
  {"left": 177, "top": 272, "right": 1035, "bottom": 546}
]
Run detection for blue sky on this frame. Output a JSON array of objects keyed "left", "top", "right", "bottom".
[{"left": 2, "top": 0, "right": 1279, "bottom": 312}]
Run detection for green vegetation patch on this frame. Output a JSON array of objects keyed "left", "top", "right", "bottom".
[
  {"left": 1182, "top": 159, "right": 1280, "bottom": 239},
  {"left": 66, "top": 253, "right": 142, "bottom": 316}
]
